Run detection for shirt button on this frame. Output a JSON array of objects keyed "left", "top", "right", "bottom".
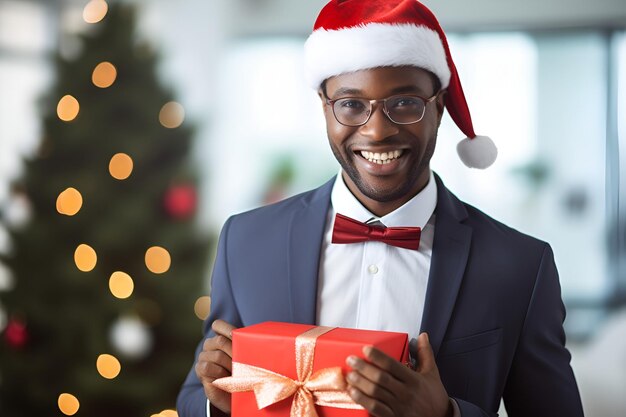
[{"left": 368, "top": 265, "right": 379, "bottom": 275}]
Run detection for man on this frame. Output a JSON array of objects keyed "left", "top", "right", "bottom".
[{"left": 177, "top": 1, "right": 584, "bottom": 416}]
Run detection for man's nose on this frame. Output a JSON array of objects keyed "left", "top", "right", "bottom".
[{"left": 358, "top": 104, "right": 400, "bottom": 141}]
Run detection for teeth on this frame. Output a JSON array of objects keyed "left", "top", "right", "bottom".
[{"left": 359, "top": 150, "right": 404, "bottom": 165}]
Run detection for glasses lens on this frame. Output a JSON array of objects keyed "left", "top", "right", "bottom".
[
  {"left": 386, "top": 95, "right": 426, "bottom": 124},
  {"left": 333, "top": 98, "right": 370, "bottom": 126}
]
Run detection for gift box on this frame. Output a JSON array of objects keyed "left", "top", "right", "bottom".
[{"left": 213, "top": 321, "right": 409, "bottom": 417}]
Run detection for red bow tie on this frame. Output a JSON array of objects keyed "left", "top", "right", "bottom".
[{"left": 331, "top": 213, "right": 421, "bottom": 250}]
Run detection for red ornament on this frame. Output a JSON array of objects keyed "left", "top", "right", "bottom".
[
  {"left": 4, "top": 318, "right": 28, "bottom": 349},
  {"left": 163, "top": 184, "right": 197, "bottom": 220}
]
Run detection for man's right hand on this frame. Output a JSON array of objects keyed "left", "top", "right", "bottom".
[{"left": 195, "top": 319, "right": 237, "bottom": 413}]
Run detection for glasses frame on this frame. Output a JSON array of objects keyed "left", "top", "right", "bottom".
[{"left": 324, "top": 92, "right": 440, "bottom": 127}]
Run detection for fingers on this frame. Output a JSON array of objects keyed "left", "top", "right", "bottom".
[
  {"left": 347, "top": 354, "right": 403, "bottom": 393},
  {"left": 196, "top": 349, "right": 232, "bottom": 382},
  {"left": 195, "top": 358, "right": 230, "bottom": 382},
  {"left": 347, "top": 386, "right": 394, "bottom": 417},
  {"left": 203, "top": 320, "right": 236, "bottom": 357},
  {"left": 362, "top": 346, "right": 413, "bottom": 382},
  {"left": 346, "top": 352, "right": 405, "bottom": 415},
  {"left": 203, "top": 333, "right": 233, "bottom": 357},
  {"left": 199, "top": 349, "right": 232, "bottom": 373},
  {"left": 212, "top": 319, "right": 236, "bottom": 339},
  {"left": 196, "top": 320, "right": 237, "bottom": 384},
  {"left": 416, "top": 332, "right": 435, "bottom": 373},
  {"left": 346, "top": 368, "right": 396, "bottom": 408}
]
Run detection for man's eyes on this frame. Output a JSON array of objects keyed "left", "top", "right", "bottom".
[
  {"left": 391, "top": 97, "right": 420, "bottom": 107},
  {"left": 339, "top": 99, "right": 366, "bottom": 110}
]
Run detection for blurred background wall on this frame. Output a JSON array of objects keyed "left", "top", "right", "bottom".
[{"left": 0, "top": 0, "right": 625, "bottom": 416}]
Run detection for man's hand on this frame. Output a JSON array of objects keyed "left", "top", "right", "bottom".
[
  {"left": 195, "top": 319, "right": 237, "bottom": 413},
  {"left": 346, "top": 332, "right": 452, "bottom": 417}
]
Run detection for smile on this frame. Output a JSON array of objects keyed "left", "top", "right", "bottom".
[{"left": 359, "top": 150, "right": 404, "bottom": 165}]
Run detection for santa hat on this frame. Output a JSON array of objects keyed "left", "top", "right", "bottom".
[{"left": 304, "top": 0, "right": 497, "bottom": 169}]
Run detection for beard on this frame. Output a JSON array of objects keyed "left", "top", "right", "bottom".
[{"left": 328, "top": 135, "right": 437, "bottom": 203}]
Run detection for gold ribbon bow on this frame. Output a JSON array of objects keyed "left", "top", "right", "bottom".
[{"left": 213, "top": 326, "right": 363, "bottom": 416}]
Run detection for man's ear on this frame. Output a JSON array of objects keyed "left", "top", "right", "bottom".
[
  {"left": 318, "top": 89, "right": 327, "bottom": 111},
  {"left": 436, "top": 89, "right": 447, "bottom": 126}
]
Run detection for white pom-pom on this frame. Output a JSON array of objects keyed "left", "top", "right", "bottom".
[{"left": 456, "top": 135, "right": 498, "bottom": 169}]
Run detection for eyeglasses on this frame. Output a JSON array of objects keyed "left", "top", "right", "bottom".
[{"left": 325, "top": 92, "right": 440, "bottom": 127}]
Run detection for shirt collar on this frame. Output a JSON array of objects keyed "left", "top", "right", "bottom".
[{"left": 330, "top": 169, "right": 437, "bottom": 228}]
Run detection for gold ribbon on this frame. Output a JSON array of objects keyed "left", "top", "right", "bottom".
[{"left": 213, "top": 326, "right": 363, "bottom": 416}]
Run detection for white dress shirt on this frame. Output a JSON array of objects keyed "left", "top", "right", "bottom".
[
  {"left": 316, "top": 170, "right": 437, "bottom": 338},
  {"left": 315, "top": 170, "right": 460, "bottom": 417}
]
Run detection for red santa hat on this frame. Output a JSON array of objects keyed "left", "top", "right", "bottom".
[{"left": 304, "top": 0, "right": 497, "bottom": 169}]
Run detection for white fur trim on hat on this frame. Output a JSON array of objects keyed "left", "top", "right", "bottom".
[
  {"left": 304, "top": 23, "right": 451, "bottom": 90},
  {"left": 456, "top": 135, "right": 498, "bottom": 169}
]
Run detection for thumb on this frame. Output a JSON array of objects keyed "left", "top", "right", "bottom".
[{"left": 416, "top": 332, "right": 436, "bottom": 373}]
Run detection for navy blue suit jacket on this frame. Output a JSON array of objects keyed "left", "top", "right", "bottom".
[{"left": 177, "top": 174, "right": 584, "bottom": 417}]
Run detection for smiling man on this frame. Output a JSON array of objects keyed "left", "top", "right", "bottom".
[{"left": 177, "top": 1, "right": 584, "bottom": 416}]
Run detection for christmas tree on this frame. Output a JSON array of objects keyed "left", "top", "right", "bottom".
[{"left": 0, "top": 2, "right": 209, "bottom": 416}]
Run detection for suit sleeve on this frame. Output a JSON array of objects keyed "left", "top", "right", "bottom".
[
  {"left": 500, "top": 243, "right": 584, "bottom": 417},
  {"left": 177, "top": 217, "right": 243, "bottom": 417}
]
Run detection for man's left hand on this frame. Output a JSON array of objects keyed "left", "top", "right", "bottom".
[{"left": 346, "top": 332, "right": 452, "bottom": 417}]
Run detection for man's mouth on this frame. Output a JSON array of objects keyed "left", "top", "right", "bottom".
[{"left": 358, "top": 149, "right": 404, "bottom": 165}]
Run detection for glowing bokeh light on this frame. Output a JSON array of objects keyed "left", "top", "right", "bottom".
[
  {"left": 109, "top": 271, "right": 134, "bottom": 299},
  {"left": 74, "top": 244, "right": 97, "bottom": 272},
  {"left": 145, "top": 246, "right": 171, "bottom": 274},
  {"left": 58, "top": 393, "right": 80, "bottom": 416},
  {"left": 83, "top": 0, "right": 108, "bottom": 23},
  {"left": 96, "top": 353, "right": 121, "bottom": 379},
  {"left": 160, "top": 410, "right": 178, "bottom": 417},
  {"left": 158, "top": 102, "right": 185, "bottom": 129},
  {"left": 92, "top": 61, "right": 117, "bottom": 88},
  {"left": 108, "top": 153, "right": 133, "bottom": 180},
  {"left": 57, "top": 95, "right": 80, "bottom": 122},
  {"left": 193, "top": 296, "right": 211, "bottom": 321},
  {"left": 56, "top": 188, "right": 83, "bottom": 216}
]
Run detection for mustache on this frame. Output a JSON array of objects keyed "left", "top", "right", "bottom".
[{"left": 347, "top": 137, "right": 409, "bottom": 150}]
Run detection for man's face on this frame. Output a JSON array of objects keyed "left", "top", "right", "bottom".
[{"left": 321, "top": 66, "right": 445, "bottom": 206}]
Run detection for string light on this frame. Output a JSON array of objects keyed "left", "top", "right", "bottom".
[
  {"left": 150, "top": 410, "right": 179, "bottom": 417},
  {"left": 83, "top": 0, "right": 108, "bottom": 23},
  {"left": 96, "top": 354, "right": 121, "bottom": 379},
  {"left": 193, "top": 296, "right": 211, "bottom": 320},
  {"left": 58, "top": 393, "right": 80, "bottom": 416},
  {"left": 57, "top": 95, "right": 80, "bottom": 122},
  {"left": 56, "top": 188, "right": 83, "bottom": 216},
  {"left": 158, "top": 102, "right": 185, "bottom": 129},
  {"left": 145, "top": 246, "right": 171, "bottom": 274},
  {"left": 108, "top": 153, "right": 133, "bottom": 180},
  {"left": 110, "top": 316, "right": 153, "bottom": 358},
  {"left": 109, "top": 271, "right": 134, "bottom": 299},
  {"left": 74, "top": 244, "right": 97, "bottom": 272},
  {"left": 92, "top": 61, "right": 117, "bottom": 88}
]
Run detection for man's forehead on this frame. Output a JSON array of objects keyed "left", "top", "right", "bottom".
[{"left": 324, "top": 66, "right": 438, "bottom": 96}]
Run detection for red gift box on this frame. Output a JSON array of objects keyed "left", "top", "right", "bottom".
[{"left": 214, "top": 321, "right": 409, "bottom": 417}]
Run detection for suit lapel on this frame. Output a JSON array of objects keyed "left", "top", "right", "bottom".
[
  {"left": 286, "top": 177, "right": 334, "bottom": 325},
  {"left": 420, "top": 174, "right": 472, "bottom": 357}
]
